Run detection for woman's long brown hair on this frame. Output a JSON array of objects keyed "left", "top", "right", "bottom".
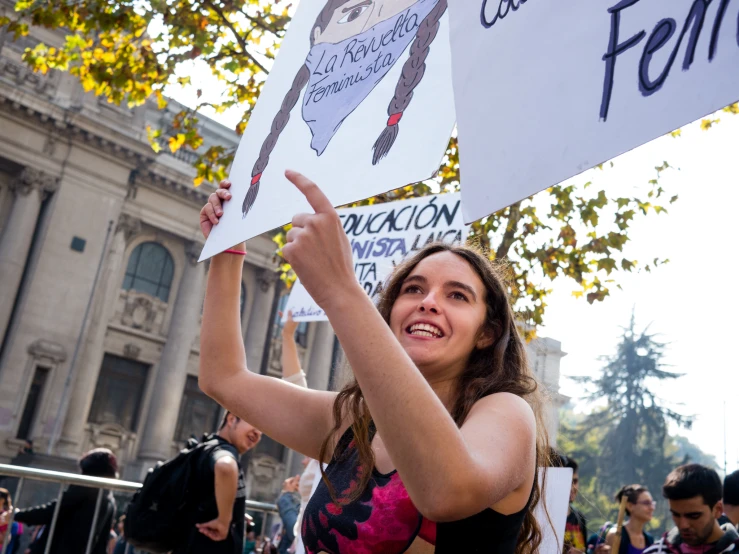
[{"left": 317, "top": 242, "right": 550, "bottom": 554}]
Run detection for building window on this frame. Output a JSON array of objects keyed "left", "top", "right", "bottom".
[
  {"left": 88, "top": 354, "right": 149, "bottom": 432},
  {"left": 275, "top": 294, "right": 308, "bottom": 347},
  {"left": 122, "top": 242, "right": 174, "bottom": 302},
  {"left": 175, "top": 376, "right": 222, "bottom": 442},
  {"left": 16, "top": 366, "right": 50, "bottom": 440}
]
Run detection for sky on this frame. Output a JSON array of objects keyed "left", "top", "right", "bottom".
[
  {"left": 162, "top": 27, "right": 739, "bottom": 474},
  {"left": 540, "top": 117, "right": 739, "bottom": 474}
]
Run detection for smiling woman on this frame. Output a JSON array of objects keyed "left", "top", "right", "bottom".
[{"left": 199, "top": 175, "right": 550, "bottom": 554}]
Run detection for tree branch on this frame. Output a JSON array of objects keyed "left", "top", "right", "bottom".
[
  {"left": 239, "top": 9, "right": 284, "bottom": 37},
  {"left": 203, "top": 0, "right": 269, "bottom": 75},
  {"left": 494, "top": 202, "right": 522, "bottom": 260}
]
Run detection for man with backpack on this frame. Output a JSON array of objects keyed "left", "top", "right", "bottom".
[
  {"left": 179, "top": 411, "right": 261, "bottom": 554},
  {"left": 125, "top": 411, "right": 261, "bottom": 554}
]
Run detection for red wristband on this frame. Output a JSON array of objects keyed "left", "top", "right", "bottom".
[{"left": 224, "top": 249, "right": 247, "bottom": 255}]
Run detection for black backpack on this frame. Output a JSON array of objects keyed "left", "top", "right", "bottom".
[{"left": 124, "top": 435, "right": 221, "bottom": 553}]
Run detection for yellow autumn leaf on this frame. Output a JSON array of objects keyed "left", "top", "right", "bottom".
[
  {"left": 155, "top": 90, "right": 167, "bottom": 110},
  {"left": 168, "top": 133, "right": 186, "bottom": 153}
]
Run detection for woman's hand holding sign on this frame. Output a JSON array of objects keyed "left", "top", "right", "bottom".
[
  {"left": 282, "top": 170, "right": 360, "bottom": 312},
  {"left": 200, "top": 181, "right": 233, "bottom": 240}
]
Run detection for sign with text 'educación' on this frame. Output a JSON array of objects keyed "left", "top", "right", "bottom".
[{"left": 286, "top": 192, "right": 467, "bottom": 322}]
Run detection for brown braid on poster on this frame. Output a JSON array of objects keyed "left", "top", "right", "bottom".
[
  {"left": 243, "top": 0, "right": 353, "bottom": 218},
  {"left": 371, "top": 0, "right": 448, "bottom": 165}
]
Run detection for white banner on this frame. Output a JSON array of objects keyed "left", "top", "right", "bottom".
[
  {"left": 536, "top": 467, "right": 573, "bottom": 554},
  {"left": 285, "top": 192, "right": 467, "bottom": 321},
  {"left": 448, "top": 0, "right": 739, "bottom": 223},
  {"left": 200, "top": 0, "right": 456, "bottom": 261}
]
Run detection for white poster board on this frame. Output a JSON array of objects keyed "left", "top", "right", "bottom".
[
  {"left": 285, "top": 192, "right": 467, "bottom": 321},
  {"left": 200, "top": 0, "right": 456, "bottom": 261},
  {"left": 447, "top": 0, "right": 739, "bottom": 223},
  {"left": 536, "top": 467, "right": 573, "bottom": 554}
]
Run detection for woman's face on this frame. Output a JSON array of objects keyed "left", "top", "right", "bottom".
[
  {"left": 630, "top": 491, "right": 655, "bottom": 522},
  {"left": 389, "top": 252, "right": 491, "bottom": 379},
  {"left": 314, "top": 0, "right": 420, "bottom": 44}
]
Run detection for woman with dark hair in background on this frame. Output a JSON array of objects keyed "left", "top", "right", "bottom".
[
  {"left": 601, "top": 485, "right": 655, "bottom": 554},
  {"left": 199, "top": 174, "right": 550, "bottom": 553}
]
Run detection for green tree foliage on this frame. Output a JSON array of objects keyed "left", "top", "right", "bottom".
[
  {"left": 558, "top": 409, "right": 620, "bottom": 531},
  {"left": 559, "top": 314, "right": 705, "bottom": 530},
  {"left": 671, "top": 435, "right": 719, "bottom": 470},
  {"left": 576, "top": 314, "right": 691, "bottom": 492},
  {"left": 3, "top": 0, "right": 734, "bottom": 325}
]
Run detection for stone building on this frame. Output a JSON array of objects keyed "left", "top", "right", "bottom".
[
  {"left": 528, "top": 336, "right": 569, "bottom": 445},
  {"left": 0, "top": 4, "right": 566, "bottom": 507},
  {"left": 0, "top": 6, "right": 339, "bottom": 506}
]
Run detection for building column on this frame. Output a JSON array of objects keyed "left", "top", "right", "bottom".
[
  {"left": 57, "top": 214, "right": 140, "bottom": 456},
  {"left": 307, "top": 323, "right": 335, "bottom": 392},
  {"left": 0, "top": 168, "right": 59, "bottom": 342},
  {"left": 243, "top": 268, "right": 278, "bottom": 372},
  {"left": 137, "top": 241, "right": 205, "bottom": 462}
]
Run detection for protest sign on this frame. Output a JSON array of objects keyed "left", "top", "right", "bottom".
[
  {"left": 200, "top": 0, "right": 456, "bottom": 261},
  {"left": 285, "top": 192, "right": 466, "bottom": 321},
  {"left": 447, "top": 0, "right": 739, "bottom": 223},
  {"left": 535, "top": 467, "right": 573, "bottom": 554}
]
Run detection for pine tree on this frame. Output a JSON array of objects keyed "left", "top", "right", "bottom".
[{"left": 574, "top": 313, "right": 692, "bottom": 511}]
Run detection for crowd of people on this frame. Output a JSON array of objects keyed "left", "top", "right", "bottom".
[
  {"left": 559, "top": 453, "right": 739, "bottom": 554},
  {"left": 0, "top": 174, "right": 735, "bottom": 554}
]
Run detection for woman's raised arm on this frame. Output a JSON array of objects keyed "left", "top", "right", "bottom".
[
  {"left": 282, "top": 171, "right": 536, "bottom": 522},
  {"left": 198, "top": 181, "right": 337, "bottom": 460},
  {"left": 281, "top": 311, "right": 307, "bottom": 386}
]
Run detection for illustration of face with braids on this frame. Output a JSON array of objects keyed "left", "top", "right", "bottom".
[{"left": 243, "top": 0, "right": 448, "bottom": 217}]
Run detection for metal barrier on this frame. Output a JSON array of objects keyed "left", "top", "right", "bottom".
[{"left": 0, "top": 463, "right": 279, "bottom": 554}]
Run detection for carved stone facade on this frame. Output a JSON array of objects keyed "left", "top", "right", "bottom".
[
  {"left": 0, "top": 11, "right": 339, "bottom": 502},
  {"left": 116, "top": 292, "right": 169, "bottom": 335}
]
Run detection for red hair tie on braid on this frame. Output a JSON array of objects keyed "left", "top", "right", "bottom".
[
  {"left": 387, "top": 112, "right": 403, "bottom": 126},
  {"left": 251, "top": 173, "right": 262, "bottom": 186}
]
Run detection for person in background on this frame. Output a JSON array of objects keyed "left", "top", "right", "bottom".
[
  {"left": 276, "top": 476, "right": 301, "bottom": 554},
  {"left": 645, "top": 464, "right": 739, "bottom": 553},
  {"left": 279, "top": 311, "right": 323, "bottom": 554},
  {"left": 112, "top": 515, "right": 128, "bottom": 554},
  {"left": 721, "top": 470, "right": 739, "bottom": 527},
  {"left": 0, "top": 487, "right": 23, "bottom": 553},
  {"left": 175, "top": 411, "right": 262, "bottom": 554},
  {"left": 280, "top": 311, "right": 307, "bottom": 389},
  {"left": 600, "top": 485, "right": 655, "bottom": 554},
  {"left": 243, "top": 527, "right": 257, "bottom": 554},
  {"left": 107, "top": 521, "right": 118, "bottom": 554},
  {"left": 13, "top": 448, "right": 117, "bottom": 554},
  {"left": 261, "top": 537, "right": 278, "bottom": 554},
  {"left": 293, "top": 456, "right": 321, "bottom": 554},
  {"left": 562, "top": 456, "right": 588, "bottom": 554},
  {"left": 23, "top": 525, "right": 43, "bottom": 554}
]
